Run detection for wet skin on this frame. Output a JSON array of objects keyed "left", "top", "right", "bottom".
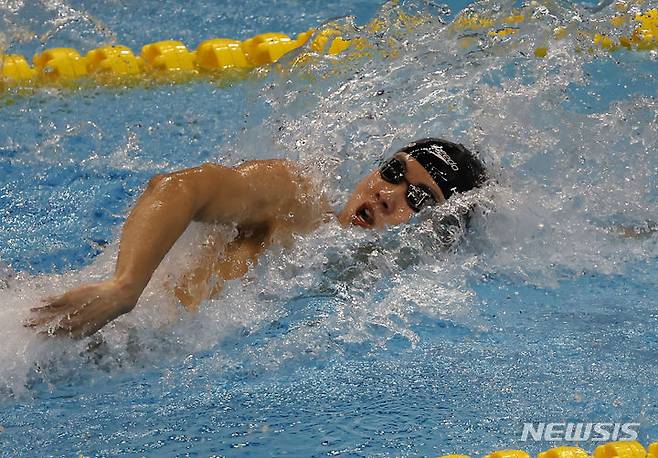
[{"left": 25, "top": 153, "right": 444, "bottom": 338}]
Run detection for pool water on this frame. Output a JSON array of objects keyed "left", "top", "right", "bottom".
[{"left": 1, "top": 0, "right": 657, "bottom": 456}]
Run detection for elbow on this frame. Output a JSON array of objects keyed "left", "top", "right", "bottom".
[
  {"left": 146, "top": 173, "right": 166, "bottom": 190},
  {"left": 145, "top": 163, "right": 234, "bottom": 222},
  {"left": 146, "top": 173, "right": 189, "bottom": 195},
  {"left": 145, "top": 171, "right": 198, "bottom": 212}
]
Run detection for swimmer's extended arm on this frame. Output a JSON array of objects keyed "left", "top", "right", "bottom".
[
  {"left": 111, "top": 163, "right": 253, "bottom": 297},
  {"left": 25, "top": 161, "right": 296, "bottom": 338}
]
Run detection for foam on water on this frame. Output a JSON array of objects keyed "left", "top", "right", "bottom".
[
  {"left": 0, "top": 0, "right": 656, "bottom": 440},
  {"left": 262, "top": 0, "right": 658, "bottom": 281}
]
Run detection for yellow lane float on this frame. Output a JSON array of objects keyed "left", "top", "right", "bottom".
[
  {"left": 0, "top": 7, "right": 656, "bottom": 90},
  {"left": 0, "top": 26, "right": 346, "bottom": 88},
  {"left": 438, "top": 441, "right": 658, "bottom": 458},
  {"left": 451, "top": 7, "right": 657, "bottom": 56}
]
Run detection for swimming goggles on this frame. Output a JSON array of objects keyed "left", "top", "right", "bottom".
[{"left": 379, "top": 157, "right": 436, "bottom": 212}]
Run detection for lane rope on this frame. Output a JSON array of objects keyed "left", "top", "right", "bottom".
[
  {"left": 439, "top": 440, "right": 658, "bottom": 458},
  {"left": 0, "top": 7, "right": 655, "bottom": 91}
]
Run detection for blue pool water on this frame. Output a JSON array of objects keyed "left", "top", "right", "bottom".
[{"left": 1, "top": 0, "right": 657, "bottom": 456}]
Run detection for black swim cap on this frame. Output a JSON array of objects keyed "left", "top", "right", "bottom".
[{"left": 396, "top": 138, "right": 486, "bottom": 200}]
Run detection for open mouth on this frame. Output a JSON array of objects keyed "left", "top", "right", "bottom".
[{"left": 353, "top": 203, "right": 375, "bottom": 228}]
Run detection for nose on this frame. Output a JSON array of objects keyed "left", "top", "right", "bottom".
[{"left": 375, "top": 188, "right": 398, "bottom": 215}]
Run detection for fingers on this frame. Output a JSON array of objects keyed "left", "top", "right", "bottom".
[
  {"left": 24, "top": 310, "right": 69, "bottom": 331},
  {"left": 24, "top": 304, "right": 69, "bottom": 328},
  {"left": 32, "top": 315, "right": 83, "bottom": 339},
  {"left": 24, "top": 298, "right": 86, "bottom": 337},
  {"left": 23, "top": 308, "right": 62, "bottom": 328},
  {"left": 51, "top": 315, "right": 99, "bottom": 339},
  {"left": 29, "top": 295, "right": 67, "bottom": 313},
  {"left": 24, "top": 282, "right": 122, "bottom": 339},
  {"left": 23, "top": 317, "right": 47, "bottom": 328},
  {"left": 42, "top": 319, "right": 74, "bottom": 338},
  {"left": 28, "top": 305, "right": 101, "bottom": 339}
]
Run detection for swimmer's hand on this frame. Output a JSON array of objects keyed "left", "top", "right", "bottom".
[{"left": 24, "top": 280, "right": 137, "bottom": 338}]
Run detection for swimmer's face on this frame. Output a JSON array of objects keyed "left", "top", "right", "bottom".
[{"left": 338, "top": 153, "right": 445, "bottom": 229}]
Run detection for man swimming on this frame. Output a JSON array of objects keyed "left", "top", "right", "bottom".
[{"left": 25, "top": 138, "right": 487, "bottom": 338}]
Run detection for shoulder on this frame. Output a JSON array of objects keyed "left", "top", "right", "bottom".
[
  {"left": 235, "top": 159, "right": 317, "bottom": 196},
  {"left": 189, "top": 159, "right": 313, "bottom": 204},
  {"left": 181, "top": 160, "right": 305, "bottom": 196},
  {"left": 190, "top": 159, "right": 327, "bottom": 231},
  {"left": 236, "top": 158, "right": 305, "bottom": 180},
  {"left": 237, "top": 159, "right": 328, "bottom": 236}
]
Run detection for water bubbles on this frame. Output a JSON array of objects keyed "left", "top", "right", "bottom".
[{"left": 0, "top": 0, "right": 657, "bottom": 401}]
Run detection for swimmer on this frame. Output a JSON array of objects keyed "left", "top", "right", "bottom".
[{"left": 25, "top": 138, "right": 487, "bottom": 338}]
